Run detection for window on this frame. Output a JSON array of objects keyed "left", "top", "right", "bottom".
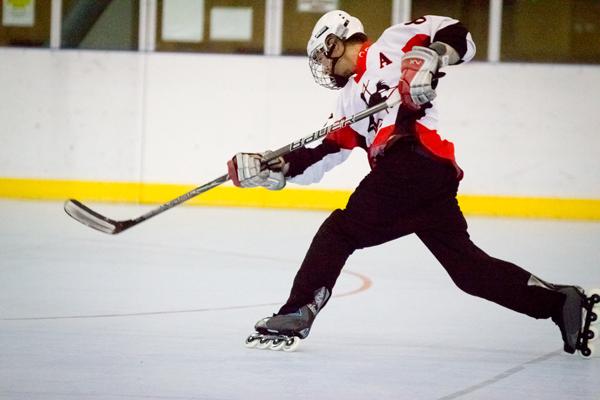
[
  {"left": 282, "top": 0, "right": 393, "bottom": 55},
  {"left": 156, "top": 0, "right": 265, "bottom": 54},
  {"left": 0, "top": 0, "right": 51, "bottom": 47},
  {"left": 502, "top": 0, "right": 600, "bottom": 63},
  {"left": 61, "top": 0, "right": 139, "bottom": 50}
]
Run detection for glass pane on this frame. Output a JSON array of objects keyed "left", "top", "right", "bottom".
[
  {"left": 282, "top": 0, "right": 393, "bottom": 56},
  {"left": 502, "top": 0, "right": 600, "bottom": 63},
  {"left": 156, "top": 0, "right": 265, "bottom": 54},
  {"left": 0, "top": 0, "right": 51, "bottom": 47},
  {"left": 411, "top": 0, "right": 489, "bottom": 61},
  {"left": 61, "top": 0, "right": 139, "bottom": 50}
]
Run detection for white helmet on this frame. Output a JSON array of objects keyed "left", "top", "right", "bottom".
[{"left": 307, "top": 10, "right": 365, "bottom": 90}]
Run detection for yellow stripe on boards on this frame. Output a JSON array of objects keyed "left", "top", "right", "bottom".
[
  {"left": 0, "top": 177, "right": 351, "bottom": 211},
  {"left": 456, "top": 195, "right": 600, "bottom": 221},
  {"left": 0, "top": 178, "right": 143, "bottom": 203},
  {"left": 0, "top": 177, "right": 599, "bottom": 221},
  {"left": 138, "top": 182, "right": 351, "bottom": 210}
]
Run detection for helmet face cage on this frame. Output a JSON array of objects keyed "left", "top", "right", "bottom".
[{"left": 308, "top": 35, "right": 345, "bottom": 90}]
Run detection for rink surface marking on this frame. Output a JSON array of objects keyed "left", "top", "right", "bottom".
[
  {"left": 1, "top": 238, "right": 372, "bottom": 321},
  {"left": 0, "top": 270, "right": 370, "bottom": 321},
  {"left": 436, "top": 350, "right": 562, "bottom": 400}
]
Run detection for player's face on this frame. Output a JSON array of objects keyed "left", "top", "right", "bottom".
[
  {"left": 311, "top": 36, "right": 343, "bottom": 74},
  {"left": 326, "top": 36, "right": 356, "bottom": 78},
  {"left": 332, "top": 56, "right": 354, "bottom": 78},
  {"left": 308, "top": 34, "right": 353, "bottom": 89}
]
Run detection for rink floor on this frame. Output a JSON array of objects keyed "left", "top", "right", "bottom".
[{"left": 1, "top": 199, "right": 599, "bottom": 400}]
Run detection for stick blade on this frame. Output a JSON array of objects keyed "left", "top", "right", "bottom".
[{"left": 64, "top": 199, "right": 125, "bottom": 234}]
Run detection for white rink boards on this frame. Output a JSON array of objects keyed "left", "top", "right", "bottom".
[{"left": 1, "top": 199, "right": 600, "bottom": 400}]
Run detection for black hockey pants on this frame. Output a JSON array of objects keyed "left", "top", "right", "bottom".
[{"left": 279, "top": 138, "right": 564, "bottom": 319}]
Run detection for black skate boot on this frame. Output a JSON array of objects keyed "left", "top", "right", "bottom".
[
  {"left": 245, "top": 287, "right": 330, "bottom": 352},
  {"left": 551, "top": 286, "right": 600, "bottom": 358},
  {"left": 551, "top": 286, "right": 585, "bottom": 354},
  {"left": 529, "top": 275, "right": 600, "bottom": 358}
]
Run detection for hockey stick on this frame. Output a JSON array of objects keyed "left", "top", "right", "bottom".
[{"left": 64, "top": 90, "right": 400, "bottom": 234}]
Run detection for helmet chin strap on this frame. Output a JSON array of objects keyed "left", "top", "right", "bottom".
[{"left": 327, "top": 40, "right": 350, "bottom": 88}]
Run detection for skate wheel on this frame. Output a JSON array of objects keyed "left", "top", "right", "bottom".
[
  {"left": 282, "top": 337, "right": 301, "bottom": 352},
  {"left": 586, "top": 288, "right": 600, "bottom": 304},
  {"left": 257, "top": 337, "right": 272, "bottom": 349},
  {"left": 587, "top": 326, "right": 599, "bottom": 342},
  {"left": 590, "top": 311, "right": 598, "bottom": 323},
  {"left": 245, "top": 334, "right": 260, "bottom": 348},
  {"left": 579, "top": 343, "right": 596, "bottom": 359},
  {"left": 269, "top": 338, "right": 286, "bottom": 351}
]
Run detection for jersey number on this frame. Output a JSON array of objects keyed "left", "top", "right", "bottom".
[{"left": 405, "top": 16, "right": 426, "bottom": 25}]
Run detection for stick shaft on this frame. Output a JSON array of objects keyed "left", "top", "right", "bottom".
[
  {"left": 66, "top": 94, "right": 399, "bottom": 234},
  {"left": 129, "top": 174, "right": 230, "bottom": 225},
  {"left": 266, "top": 98, "right": 393, "bottom": 161}
]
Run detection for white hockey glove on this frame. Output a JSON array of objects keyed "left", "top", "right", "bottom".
[
  {"left": 399, "top": 45, "right": 447, "bottom": 110},
  {"left": 227, "top": 151, "right": 287, "bottom": 190}
]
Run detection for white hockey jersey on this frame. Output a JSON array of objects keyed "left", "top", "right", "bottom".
[{"left": 285, "top": 15, "right": 476, "bottom": 184}]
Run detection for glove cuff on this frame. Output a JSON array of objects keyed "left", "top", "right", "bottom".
[
  {"left": 429, "top": 41, "right": 460, "bottom": 68},
  {"left": 227, "top": 158, "right": 241, "bottom": 187}
]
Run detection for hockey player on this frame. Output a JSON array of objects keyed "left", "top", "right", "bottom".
[{"left": 228, "top": 11, "right": 598, "bottom": 354}]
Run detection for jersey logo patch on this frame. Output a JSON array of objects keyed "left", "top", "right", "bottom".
[
  {"left": 379, "top": 52, "right": 392, "bottom": 68},
  {"left": 360, "top": 80, "right": 392, "bottom": 133}
]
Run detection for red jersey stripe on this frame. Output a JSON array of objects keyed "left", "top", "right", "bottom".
[{"left": 401, "top": 34, "right": 431, "bottom": 53}]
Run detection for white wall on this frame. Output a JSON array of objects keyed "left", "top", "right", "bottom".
[
  {"left": 0, "top": 48, "right": 145, "bottom": 182},
  {"left": 1, "top": 48, "right": 599, "bottom": 198}
]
